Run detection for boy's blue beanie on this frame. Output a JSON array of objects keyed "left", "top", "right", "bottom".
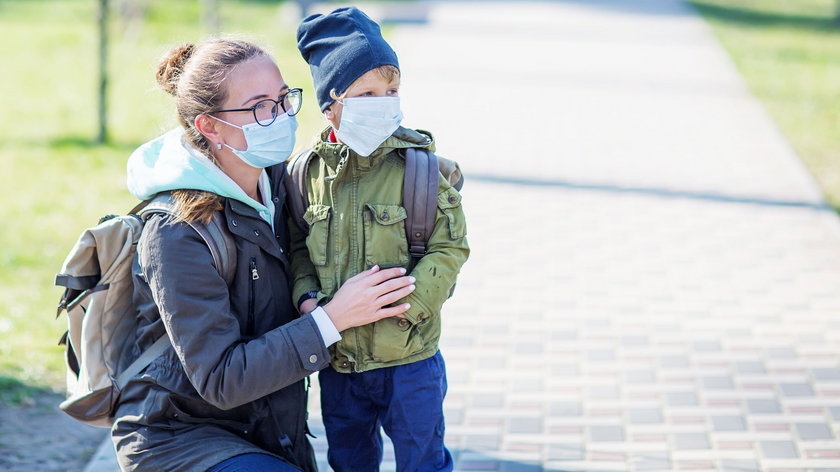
[{"left": 296, "top": 7, "right": 399, "bottom": 111}]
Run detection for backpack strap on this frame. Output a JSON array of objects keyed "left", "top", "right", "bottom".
[
  {"left": 115, "top": 334, "right": 169, "bottom": 390},
  {"left": 284, "top": 149, "right": 315, "bottom": 234},
  {"left": 404, "top": 148, "right": 439, "bottom": 260},
  {"left": 139, "top": 193, "right": 236, "bottom": 286}
]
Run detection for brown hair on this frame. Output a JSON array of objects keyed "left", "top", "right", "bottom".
[
  {"left": 156, "top": 38, "right": 269, "bottom": 223},
  {"left": 328, "top": 65, "right": 400, "bottom": 103}
]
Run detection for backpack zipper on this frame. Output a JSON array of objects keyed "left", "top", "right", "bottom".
[{"left": 248, "top": 257, "right": 258, "bottom": 336}]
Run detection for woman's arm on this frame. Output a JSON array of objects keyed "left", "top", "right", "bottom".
[{"left": 139, "top": 216, "right": 413, "bottom": 410}]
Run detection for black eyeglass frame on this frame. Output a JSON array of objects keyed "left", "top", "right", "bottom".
[{"left": 210, "top": 88, "right": 303, "bottom": 127}]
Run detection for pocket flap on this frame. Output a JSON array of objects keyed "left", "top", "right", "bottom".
[
  {"left": 365, "top": 204, "right": 407, "bottom": 226},
  {"left": 437, "top": 187, "right": 462, "bottom": 209},
  {"left": 303, "top": 204, "right": 330, "bottom": 225}
]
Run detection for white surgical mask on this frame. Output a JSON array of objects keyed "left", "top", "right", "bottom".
[
  {"left": 211, "top": 113, "right": 298, "bottom": 168},
  {"left": 335, "top": 97, "right": 403, "bottom": 157}
]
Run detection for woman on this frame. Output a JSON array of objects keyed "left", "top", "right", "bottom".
[{"left": 112, "top": 38, "right": 416, "bottom": 472}]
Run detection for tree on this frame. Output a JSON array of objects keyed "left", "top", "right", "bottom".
[
  {"left": 96, "top": 0, "right": 109, "bottom": 144},
  {"left": 201, "top": 0, "right": 220, "bottom": 34}
]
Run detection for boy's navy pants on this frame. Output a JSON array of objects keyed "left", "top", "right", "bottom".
[{"left": 318, "top": 350, "right": 453, "bottom": 472}]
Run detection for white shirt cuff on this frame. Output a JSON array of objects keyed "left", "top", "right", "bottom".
[{"left": 310, "top": 306, "right": 341, "bottom": 347}]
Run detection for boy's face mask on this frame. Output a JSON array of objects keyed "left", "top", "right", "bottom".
[{"left": 334, "top": 97, "right": 403, "bottom": 157}]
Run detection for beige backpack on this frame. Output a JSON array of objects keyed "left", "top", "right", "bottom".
[{"left": 54, "top": 193, "right": 234, "bottom": 427}]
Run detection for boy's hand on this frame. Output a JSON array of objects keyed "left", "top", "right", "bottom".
[
  {"left": 323, "top": 265, "right": 415, "bottom": 332},
  {"left": 299, "top": 298, "right": 319, "bottom": 314}
]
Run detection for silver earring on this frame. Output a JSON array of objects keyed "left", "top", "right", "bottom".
[{"left": 216, "top": 143, "right": 222, "bottom": 150}]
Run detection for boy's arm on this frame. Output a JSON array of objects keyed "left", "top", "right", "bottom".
[
  {"left": 400, "top": 179, "right": 470, "bottom": 324},
  {"left": 289, "top": 215, "right": 322, "bottom": 310}
]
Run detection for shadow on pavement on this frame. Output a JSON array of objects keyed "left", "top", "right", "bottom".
[
  {"left": 467, "top": 172, "right": 832, "bottom": 211},
  {"left": 686, "top": 1, "right": 837, "bottom": 31}
]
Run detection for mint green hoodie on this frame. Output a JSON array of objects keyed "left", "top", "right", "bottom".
[{"left": 126, "top": 128, "right": 275, "bottom": 229}]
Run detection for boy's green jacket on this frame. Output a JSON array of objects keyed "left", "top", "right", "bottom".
[{"left": 290, "top": 127, "right": 470, "bottom": 373}]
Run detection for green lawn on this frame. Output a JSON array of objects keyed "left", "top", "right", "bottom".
[
  {"left": 0, "top": 0, "right": 326, "bottom": 395},
  {"left": 688, "top": 0, "right": 840, "bottom": 208}
]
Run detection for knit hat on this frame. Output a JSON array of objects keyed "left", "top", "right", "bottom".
[{"left": 296, "top": 7, "right": 399, "bottom": 111}]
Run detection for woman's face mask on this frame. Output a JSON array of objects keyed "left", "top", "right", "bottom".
[
  {"left": 211, "top": 112, "right": 298, "bottom": 168},
  {"left": 334, "top": 96, "right": 403, "bottom": 157}
]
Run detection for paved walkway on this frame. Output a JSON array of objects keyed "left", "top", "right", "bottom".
[{"left": 87, "top": 1, "right": 840, "bottom": 471}]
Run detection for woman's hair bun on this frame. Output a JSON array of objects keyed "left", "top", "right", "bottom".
[{"left": 156, "top": 43, "right": 195, "bottom": 96}]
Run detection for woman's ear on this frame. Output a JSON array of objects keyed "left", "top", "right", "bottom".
[{"left": 195, "top": 114, "right": 222, "bottom": 146}]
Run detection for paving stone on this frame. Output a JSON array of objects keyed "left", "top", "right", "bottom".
[
  {"left": 546, "top": 444, "right": 584, "bottom": 461},
  {"left": 589, "top": 426, "right": 626, "bottom": 442},
  {"left": 627, "top": 408, "right": 664, "bottom": 425},
  {"left": 747, "top": 399, "right": 783, "bottom": 414},
  {"left": 702, "top": 376, "right": 735, "bottom": 389},
  {"left": 508, "top": 418, "right": 543, "bottom": 434},
  {"left": 780, "top": 383, "right": 816, "bottom": 397},
  {"left": 795, "top": 423, "right": 834, "bottom": 440},
  {"left": 760, "top": 440, "right": 800, "bottom": 458},
  {"left": 720, "top": 459, "right": 761, "bottom": 472},
  {"left": 735, "top": 361, "right": 767, "bottom": 374},
  {"left": 667, "top": 392, "right": 700, "bottom": 407},
  {"left": 673, "top": 433, "right": 711, "bottom": 450},
  {"left": 548, "top": 402, "right": 582, "bottom": 417},
  {"left": 812, "top": 368, "right": 840, "bottom": 381},
  {"left": 629, "top": 452, "right": 670, "bottom": 471},
  {"left": 712, "top": 415, "right": 748, "bottom": 431}
]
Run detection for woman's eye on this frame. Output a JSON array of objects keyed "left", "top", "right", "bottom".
[{"left": 254, "top": 102, "right": 266, "bottom": 109}]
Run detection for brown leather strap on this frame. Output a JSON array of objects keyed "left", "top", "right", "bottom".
[{"left": 404, "top": 148, "right": 439, "bottom": 259}]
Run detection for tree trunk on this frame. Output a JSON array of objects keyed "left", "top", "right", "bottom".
[
  {"left": 96, "top": 0, "right": 108, "bottom": 144},
  {"left": 201, "top": 0, "right": 220, "bottom": 34}
]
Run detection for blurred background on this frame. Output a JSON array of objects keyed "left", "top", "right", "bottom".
[{"left": 3, "top": 0, "right": 840, "bottom": 469}]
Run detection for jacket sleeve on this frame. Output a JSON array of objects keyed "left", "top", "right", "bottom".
[
  {"left": 400, "top": 177, "right": 470, "bottom": 324},
  {"left": 138, "top": 216, "right": 329, "bottom": 410},
  {"left": 288, "top": 214, "right": 322, "bottom": 308}
]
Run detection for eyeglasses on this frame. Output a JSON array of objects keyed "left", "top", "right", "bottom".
[{"left": 210, "top": 88, "right": 303, "bottom": 127}]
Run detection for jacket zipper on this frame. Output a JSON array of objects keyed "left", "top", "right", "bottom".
[{"left": 248, "top": 257, "right": 259, "bottom": 336}]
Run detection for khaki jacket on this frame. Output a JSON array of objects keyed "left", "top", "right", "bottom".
[{"left": 290, "top": 127, "right": 470, "bottom": 373}]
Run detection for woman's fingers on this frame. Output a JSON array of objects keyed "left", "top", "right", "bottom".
[
  {"left": 377, "top": 303, "right": 412, "bottom": 319},
  {"left": 359, "top": 266, "right": 407, "bottom": 287},
  {"left": 371, "top": 275, "right": 415, "bottom": 296},
  {"left": 376, "top": 284, "right": 416, "bottom": 306},
  {"left": 345, "top": 264, "right": 380, "bottom": 283}
]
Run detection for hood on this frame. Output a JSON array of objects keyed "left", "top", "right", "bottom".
[
  {"left": 312, "top": 125, "right": 437, "bottom": 173},
  {"left": 126, "top": 128, "right": 273, "bottom": 224}
]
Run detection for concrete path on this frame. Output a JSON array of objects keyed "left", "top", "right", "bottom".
[{"left": 86, "top": 1, "right": 840, "bottom": 471}]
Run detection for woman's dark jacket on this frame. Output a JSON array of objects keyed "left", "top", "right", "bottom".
[{"left": 112, "top": 165, "right": 328, "bottom": 471}]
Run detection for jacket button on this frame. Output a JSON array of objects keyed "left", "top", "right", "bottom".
[
  {"left": 254, "top": 229, "right": 260, "bottom": 236},
  {"left": 231, "top": 219, "right": 238, "bottom": 227},
  {"left": 309, "top": 354, "right": 318, "bottom": 364},
  {"left": 397, "top": 318, "right": 409, "bottom": 328},
  {"left": 340, "top": 361, "right": 349, "bottom": 368},
  {"left": 272, "top": 197, "right": 280, "bottom": 203},
  {"left": 448, "top": 196, "right": 457, "bottom": 204},
  {"left": 381, "top": 212, "right": 389, "bottom": 221}
]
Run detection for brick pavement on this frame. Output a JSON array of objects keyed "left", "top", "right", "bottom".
[{"left": 85, "top": 1, "right": 840, "bottom": 471}]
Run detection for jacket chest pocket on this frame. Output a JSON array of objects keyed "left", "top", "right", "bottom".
[
  {"left": 303, "top": 204, "right": 331, "bottom": 266},
  {"left": 363, "top": 203, "right": 409, "bottom": 268}
]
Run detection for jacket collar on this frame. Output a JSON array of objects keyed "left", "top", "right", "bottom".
[{"left": 311, "top": 126, "right": 437, "bottom": 178}]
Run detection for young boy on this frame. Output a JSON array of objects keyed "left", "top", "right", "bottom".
[{"left": 292, "top": 7, "right": 469, "bottom": 472}]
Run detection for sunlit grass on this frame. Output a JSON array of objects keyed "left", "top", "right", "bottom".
[{"left": 689, "top": 0, "right": 840, "bottom": 207}]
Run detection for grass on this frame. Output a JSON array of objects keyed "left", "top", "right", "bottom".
[
  {"left": 0, "top": 0, "right": 327, "bottom": 391},
  {"left": 687, "top": 0, "right": 840, "bottom": 208}
]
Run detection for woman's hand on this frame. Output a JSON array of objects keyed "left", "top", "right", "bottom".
[{"left": 323, "top": 265, "right": 415, "bottom": 332}]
